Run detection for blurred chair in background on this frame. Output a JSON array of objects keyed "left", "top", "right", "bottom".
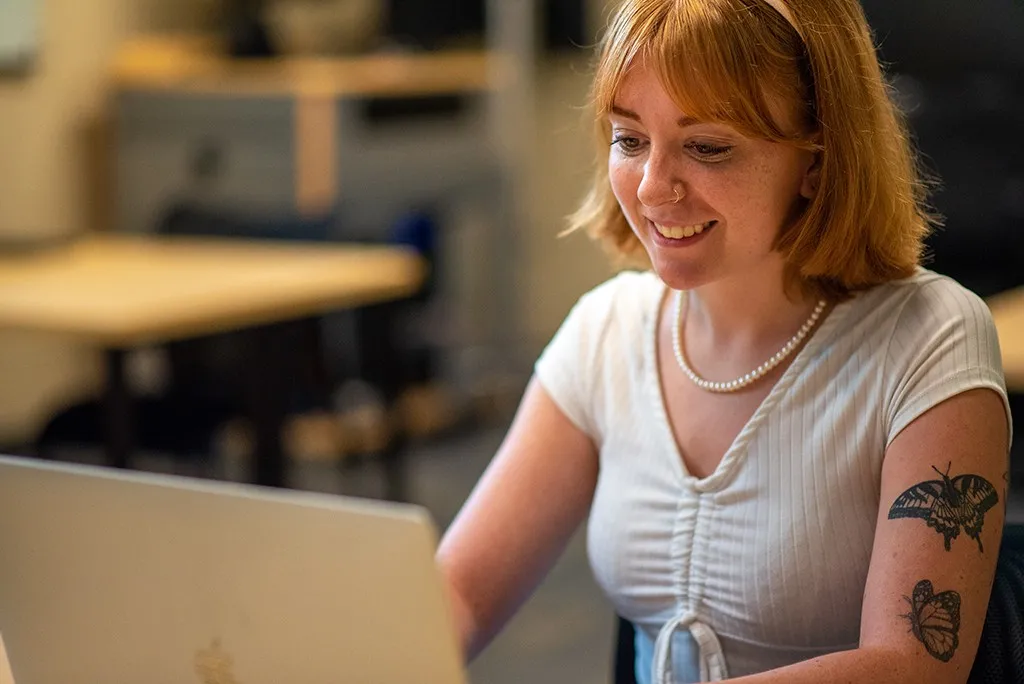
[{"left": 969, "top": 524, "right": 1024, "bottom": 684}]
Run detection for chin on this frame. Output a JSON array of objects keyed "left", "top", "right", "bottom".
[{"left": 644, "top": 250, "right": 716, "bottom": 291}]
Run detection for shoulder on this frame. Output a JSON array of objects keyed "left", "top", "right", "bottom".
[
  {"left": 891, "top": 268, "right": 993, "bottom": 327},
  {"left": 837, "top": 268, "right": 996, "bottom": 344},
  {"left": 536, "top": 269, "right": 662, "bottom": 383},
  {"left": 576, "top": 269, "right": 663, "bottom": 312},
  {"left": 866, "top": 270, "right": 1009, "bottom": 444},
  {"left": 534, "top": 270, "right": 662, "bottom": 438},
  {"left": 876, "top": 269, "right": 999, "bottom": 355},
  {"left": 562, "top": 269, "right": 664, "bottom": 339}
]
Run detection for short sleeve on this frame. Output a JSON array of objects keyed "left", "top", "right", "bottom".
[
  {"left": 533, "top": 289, "right": 605, "bottom": 439},
  {"left": 884, "top": 279, "right": 1012, "bottom": 449},
  {"left": 533, "top": 273, "right": 652, "bottom": 441}
]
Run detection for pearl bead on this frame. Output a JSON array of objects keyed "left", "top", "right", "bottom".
[{"left": 672, "top": 292, "right": 828, "bottom": 394}]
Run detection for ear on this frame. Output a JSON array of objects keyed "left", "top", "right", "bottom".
[{"left": 799, "top": 136, "right": 822, "bottom": 200}]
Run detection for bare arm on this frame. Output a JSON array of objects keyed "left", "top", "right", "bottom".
[
  {"left": 436, "top": 377, "right": 599, "bottom": 661},
  {"left": 726, "top": 388, "right": 1008, "bottom": 683}
]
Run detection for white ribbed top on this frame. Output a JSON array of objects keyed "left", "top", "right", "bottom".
[{"left": 535, "top": 269, "right": 1010, "bottom": 683}]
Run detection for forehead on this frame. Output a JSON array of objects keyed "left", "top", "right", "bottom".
[
  {"left": 610, "top": 63, "right": 704, "bottom": 124},
  {"left": 613, "top": 61, "right": 665, "bottom": 103},
  {"left": 608, "top": 59, "right": 799, "bottom": 136}
]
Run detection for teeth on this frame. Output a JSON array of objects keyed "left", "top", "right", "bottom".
[{"left": 654, "top": 221, "right": 712, "bottom": 240}]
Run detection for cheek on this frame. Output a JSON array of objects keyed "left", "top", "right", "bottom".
[
  {"left": 724, "top": 160, "right": 799, "bottom": 228},
  {"left": 752, "top": 153, "right": 808, "bottom": 213},
  {"left": 607, "top": 158, "right": 639, "bottom": 212}
]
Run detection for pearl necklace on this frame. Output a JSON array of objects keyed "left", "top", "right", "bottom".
[{"left": 671, "top": 291, "right": 827, "bottom": 393}]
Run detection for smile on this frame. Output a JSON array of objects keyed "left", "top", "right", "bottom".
[{"left": 652, "top": 220, "right": 716, "bottom": 240}]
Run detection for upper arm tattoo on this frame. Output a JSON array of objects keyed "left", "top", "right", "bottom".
[
  {"left": 887, "top": 463, "right": 999, "bottom": 552},
  {"left": 902, "top": 579, "right": 961, "bottom": 662}
]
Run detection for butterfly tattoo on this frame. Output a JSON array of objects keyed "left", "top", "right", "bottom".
[
  {"left": 902, "top": 579, "right": 961, "bottom": 662},
  {"left": 887, "top": 463, "right": 998, "bottom": 552}
]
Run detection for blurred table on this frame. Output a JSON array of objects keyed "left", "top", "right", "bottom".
[
  {"left": 989, "top": 287, "right": 1024, "bottom": 392},
  {"left": 0, "top": 234, "right": 425, "bottom": 493}
]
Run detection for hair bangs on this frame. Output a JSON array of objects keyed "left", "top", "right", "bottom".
[
  {"left": 589, "top": 1, "right": 663, "bottom": 125},
  {"left": 592, "top": 0, "right": 815, "bottom": 147}
]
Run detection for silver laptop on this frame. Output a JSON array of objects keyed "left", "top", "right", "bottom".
[{"left": 0, "top": 455, "right": 467, "bottom": 684}]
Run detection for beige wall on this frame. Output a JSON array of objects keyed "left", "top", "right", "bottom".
[
  {"left": 0, "top": 0, "right": 213, "bottom": 240},
  {"left": 0, "top": 0, "right": 214, "bottom": 443},
  {"left": 523, "top": 55, "right": 613, "bottom": 351},
  {"left": 0, "top": 0, "right": 613, "bottom": 444},
  {"left": 525, "top": 0, "right": 619, "bottom": 347}
]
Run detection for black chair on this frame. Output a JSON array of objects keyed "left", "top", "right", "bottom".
[
  {"left": 612, "top": 524, "right": 1024, "bottom": 684},
  {"left": 613, "top": 614, "right": 638, "bottom": 684},
  {"left": 969, "top": 523, "right": 1024, "bottom": 684}
]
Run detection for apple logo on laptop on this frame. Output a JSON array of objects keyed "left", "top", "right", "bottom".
[{"left": 194, "top": 639, "right": 240, "bottom": 684}]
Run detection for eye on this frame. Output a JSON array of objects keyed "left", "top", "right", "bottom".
[
  {"left": 685, "top": 141, "right": 733, "bottom": 160},
  {"left": 611, "top": 135, "right": 646, "bottom": 156}
]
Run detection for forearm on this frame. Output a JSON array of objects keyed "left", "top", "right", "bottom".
[
  {"left": 440, "top": 574, "right": 485, "bottom": 661},
  {"left": 438, "top": 522, "right": 571, "bottom": 662},
  {"left": 435, "top": 379, "right": 599, "bottom": 662},
  {"left": 726, "top": 647, "right": 968, "bottom": 684}
]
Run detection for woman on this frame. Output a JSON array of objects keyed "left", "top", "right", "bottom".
[{"left": 437, "top": 0, "right": 1012, "bottom": 682}]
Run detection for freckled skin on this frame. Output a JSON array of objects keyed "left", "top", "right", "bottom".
[{"left": 606, "top": 64, "right": 816, "bottom": 293}]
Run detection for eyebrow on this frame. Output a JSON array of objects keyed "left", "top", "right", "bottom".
[{"left": 610, "top": 104, "right": 700, "bottom": 128}]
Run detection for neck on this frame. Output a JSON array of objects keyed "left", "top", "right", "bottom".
[{"left": 684, "top": 257, "right": 820, "bottom": 352}]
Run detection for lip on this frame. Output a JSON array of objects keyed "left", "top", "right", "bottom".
[{"left": 648, "top": 219, "right": 717, "bottom": 248}]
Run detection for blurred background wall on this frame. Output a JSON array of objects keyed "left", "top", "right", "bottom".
[
  {"left": 0, "top": 0, "right": 616, "bottom": 445},
  {"left": 2, "top": 0, "right": 1021, "bottom": 447},
  {"left": 0, "top": 0, "right": 217, "bottom": 444}
]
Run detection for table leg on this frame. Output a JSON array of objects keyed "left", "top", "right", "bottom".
[
  {"left": 380, "top": 431, "right": 409, "bottom": 502},
  {"left": 298, "top": 316, "right": 334, "bottom": 410},
  {"left": 103, "top": 348, "right": 134, "bottom": 469},
  {"left": 355, "top": 302, "right": 409, "bottom": 502},
  {"left": 242, "top": 323, "right": 290, "bottom": 488}
]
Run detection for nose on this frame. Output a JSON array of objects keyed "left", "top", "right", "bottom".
[{"left": 636, "top": 148, "right": 683, "bottom": 207}]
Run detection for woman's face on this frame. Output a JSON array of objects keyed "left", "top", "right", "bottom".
[{"left": 607, "top": 63, "right": 817, "bottom": 292}]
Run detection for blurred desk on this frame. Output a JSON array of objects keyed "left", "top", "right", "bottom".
[
  {"left": 989, "top": 287, "right": 1024, "bottom": 392},
  {"left": 0, "top": 234, "right": 425, "bottom": 492}
]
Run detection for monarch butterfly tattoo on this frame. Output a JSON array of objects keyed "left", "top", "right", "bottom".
[
  {"left": 887, "top": 463, "right": 998, "bottom": 552},
  {"left": 902, "top": 579, "right": 961, "bottom": 662}
]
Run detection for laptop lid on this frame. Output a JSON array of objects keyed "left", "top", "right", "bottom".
[
  {"left": 0, "top": 455, "right": 467, "bottom": 684},
  {"left": 0, "top": 633, "right": 13, "bottom": 684}
]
